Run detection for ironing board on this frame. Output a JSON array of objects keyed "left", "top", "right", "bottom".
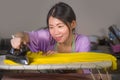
[
  {"left": 0, "top": 56, "right": 112, "bottom": 80},
  {"left": 0, "top": 55, "right": 112, "bottom": 70},
  {"left": 0, "top": 52, "right": 117, "bottom": 80}
]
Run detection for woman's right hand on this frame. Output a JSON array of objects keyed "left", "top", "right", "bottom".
[
  {"left": 11, "top": 37, "right": 23, "bottom": 49},
  {"left": 11, "top": 32, "right": 29, "bottom": 49}
]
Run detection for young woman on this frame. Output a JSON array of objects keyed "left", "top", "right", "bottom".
[
  {"left": 11, "top": 2, "right": 90, "bottom": 55},
  {"left": 11, "top": 2, "right": 91, "bottom": 74}
]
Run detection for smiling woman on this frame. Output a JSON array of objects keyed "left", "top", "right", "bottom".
[
  {"left": 11, "top": 2, "right": 90, "bottom": 54},
  {"left": 10, "top": 3, "right": 91, "bottom": 74},
  {"left": 10, "top": 1, "right": 90, "bottom": 75}
]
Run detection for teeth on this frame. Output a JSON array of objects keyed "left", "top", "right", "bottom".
[
  {"left": 56, "top": 36, "right": 62, "bottom": 38},
  {"left": 56, "top": 36, "right": 61, "bottom": 37}
]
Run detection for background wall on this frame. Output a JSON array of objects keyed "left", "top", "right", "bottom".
[{"left": 0, "top": 0, "right": 120, "bottom": 38}]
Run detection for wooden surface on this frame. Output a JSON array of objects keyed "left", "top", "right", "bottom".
[{"left": 2, "top": 73, "right": 111, "bottom": 80}]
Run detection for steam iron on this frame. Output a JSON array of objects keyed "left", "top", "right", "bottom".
[{"left": 6, "top": 45, "right": 29, "bottom": 65}]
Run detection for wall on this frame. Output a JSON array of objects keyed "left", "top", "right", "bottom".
[{"left": 0, "top": 0, "right": 120, "bottom": 38}]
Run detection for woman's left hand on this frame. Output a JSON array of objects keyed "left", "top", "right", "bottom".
[{"left": 44, "top": 50, "right": 57, "bottom": 56}]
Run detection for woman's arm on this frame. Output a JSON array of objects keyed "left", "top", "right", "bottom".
[
  {"left": 11, "top": 29, "right": 55, "bottom": 53},
  {"left": 75, "top": 34, "right": 91, "bottom": 52}
]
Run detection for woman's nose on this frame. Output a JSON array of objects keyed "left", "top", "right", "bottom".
[{"left": 54, "top": 29, "right": 59, "bottom": 35}]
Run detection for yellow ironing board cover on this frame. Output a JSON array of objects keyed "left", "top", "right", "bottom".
[{"left": 4, "top": 52, "right": 117, "bottom": 70}]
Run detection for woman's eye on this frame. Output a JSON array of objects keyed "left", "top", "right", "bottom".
[
  {"left": 58, "top": 26, "right": 63, "bottom": 28},
  {"left": 49, "top": 27, "right": 53, "bottom": 29}
]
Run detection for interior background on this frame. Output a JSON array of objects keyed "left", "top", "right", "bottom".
[{"left": 0, "top": 0, "right": 120, "bottom": 38}]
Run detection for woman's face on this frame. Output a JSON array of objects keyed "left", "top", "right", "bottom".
[{"left": 48, "top": 16, "right": 70, "bottom": 43}]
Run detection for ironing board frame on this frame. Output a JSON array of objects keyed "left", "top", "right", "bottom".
[{"left": 0, "top": 55, "right": 112, "bottom": 80}]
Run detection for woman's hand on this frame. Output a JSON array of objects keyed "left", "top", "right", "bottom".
[
  {"left": 11, "top": 37, "right": 22, "bottom": 49},
  {"left": 43, "top": 50, "right": 57, "bottom": 56},
  {"left": 11, "top": 32, "right": 29, "bottom": 49}
]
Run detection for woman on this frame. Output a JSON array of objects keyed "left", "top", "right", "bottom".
[
  {"left": 11, "top": 2, "right": 90, "bottom": 55},
  {"left": 11, "top": 2, "right": 91, "bottom": 74}
]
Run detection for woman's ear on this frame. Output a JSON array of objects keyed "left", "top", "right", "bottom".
[{"left": 71, "top": 20, "right": 76, "bottom": 29}]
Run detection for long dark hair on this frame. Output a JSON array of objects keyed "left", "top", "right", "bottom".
[{"left": 47, "top": 2, "right": 76, "bottom": 32}]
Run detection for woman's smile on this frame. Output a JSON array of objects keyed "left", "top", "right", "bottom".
[{"left": 54, "top": 36, "right": 63, "bottom": 42}]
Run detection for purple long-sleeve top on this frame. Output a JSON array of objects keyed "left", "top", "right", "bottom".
[{"left": 27, "top": 28, "right": 91, "bottom": 52}]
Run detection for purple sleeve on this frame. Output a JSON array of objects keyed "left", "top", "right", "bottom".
[
  {"left": 75, "top": 34, "right": 91, "bottom": 74},
  {"left": 75, "top": 34, "right": 91, "bottom": 52},
  {"left": 27, "top": 29, "right": 54, "bottom": 52}
]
